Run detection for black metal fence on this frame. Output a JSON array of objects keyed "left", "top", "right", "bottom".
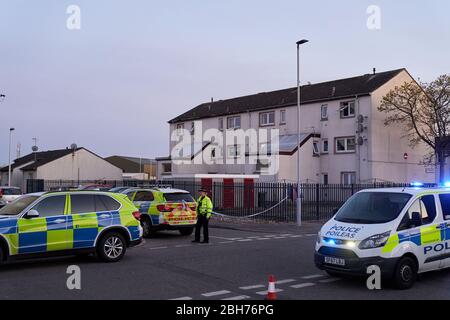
[{"left": 25, "top": 179, "right": 435, "bottom": 222}]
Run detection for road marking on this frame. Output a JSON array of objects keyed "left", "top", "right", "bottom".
[
  {"left": 170, "top": 297, "right": 192, "bottom": 300},
  {"left": 247, "top": 236, "right": 261, "bottom": 239},
  {"left": 240, "top": 284, "right": 265, "bottom": 290},
  {"left": 256, "top": 289, "right": 283, "bottom": 295},
  {"left": 210, "top": 236, "right": 239, "bottom": 240},
  {"left": 237, "top": 239, "right": 253, "bottom": 242},
  {"left": 219, "top": 241, "right": 234, "bottom": 244},
  {"left": 290, "top": 235, "right": 303, "bottom": 238},
  {"left": 291, "top": 283, "right": 315, "bottom": 289},
  {"left": 221, "top": 295, "right": 250, "bottom": 300},
  {"left": 175, "top": 244, "right": 192, "bottom": 248},
  {"left": 305, "top": 234, "right": 316, "bottom": 237},
  {"left": 264, "top": 235, "right": 277, "bottom": 238},
  {"left": 276, "top": 279, "right": 296, "bottom": 284},
  {"left": 319, "top": 278, "right": 341, "bottom": 283},
  {"left": 149, "top": 246, "right": 168, "bottom": 250},
  {"left": 273, "top": 236, "right": 287, "bottom": 239},
  {"left": 256, "top": 238, "right": 271, "bottom": 241},
  {"left": 202, "top": 290, "right": 231, "bottom": 297},
  {"left": 280, "top": 234, "right": 294, "bottom": 236},
  {"left": 301, "top": 274, "right": 325, "bottom": 280}
]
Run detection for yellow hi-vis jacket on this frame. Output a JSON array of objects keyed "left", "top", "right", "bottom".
[{"left": 197, "top": 195, "right": 213, "bottom": 219}]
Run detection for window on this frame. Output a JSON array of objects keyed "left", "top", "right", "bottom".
[
  {"left": 280, "top": 110, "right": 286, "bottom": 124},
  {"left": 95, "top": 195, "right": 121, "bottom": 211},
  {"left": 163, "top": 193, "right": 195, "bottom": 202},
  {"left": 176, "top": 123, "right": 184, "bottom": 135},
  {"left": 227, "top": 145, "right": 241, "bottom": 158},
  {"left": 313, "top": 141, "right": 320, "bottom": 156},
  {"left": 134, "top": 191, "right": 154, "bottom": 202},
  {"left": 71, "top": 194, "right": 96, "bottom": 214},
  {"left": 260, "top": 111, "right": 275, "bottom": 126},
  {"left": 0, "top": 195, "right": 38, "bottom": 216},
  {"left": 341, "top": 172, "right": 356, "bottom": 185},
  {"left": 335, "top": 137, "right": 356, "bottom": 153},
  {"left": 218, "top": 118, "right": 224, "bottom": 131},
  {"left": 162, "top": 163, "right": 172, "bottom": 173},
  {"left": 126, "top": 192, "right": 135, "bottom": 201},
  {"left": 322, "top": 139, "right": 329, "bottom": 154},
  {"left": 190, "top": 122, "right": 195, "bottom": 135},
  {"left": 32, "top": 195, "right": 66, "bottom": 217},
  {"left": 321, "top": 104, "right": 328, "bottom": 120},
  {"left": 439, "top": 194, "right": 450, "bottom": 220},
  {"left": 340, "top": 101, "right": 355, "bottom": 118},
  {"left": 321, "top": 173, "right": 329, "bottom": 185},
  {"left": 399, "top": 195, "right": 437, "bottom": 230},
  {"left": 227, "top": 116, "right": 241, "bottom": 129}
]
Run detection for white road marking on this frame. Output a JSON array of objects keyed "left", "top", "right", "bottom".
[
  {"left": 264, "top": 235, "right": 277, "bottom": 238},
  {"left": 210, "top": 236, "right": 238, "bottom": 240},
  {"left": 256, "top": 238, "right": 271, "bottom": 241},
  {"left": 175, "top": 244, "right": 192, "bottom": 248},
  {"left": 301, "top": 274, "right": 325, "bottom": 280},
  {"left": 219, "top": 241, "right": 234, "bottom": 244},
  {"left": 280, "top": 234, "right": 294, "bottom": 236},
  {"left": 221, "top": 295, "right": 250, "bottom": 300},
  {"left": 239, "top": 284, "right": 265, "bottom": 290},
  {"left": 202, "top": 290, "right": 231, "bottom": 297},
  {"left": 291, "top": 283, "right": 315, "bottom": 289},
  {"left": 149, "top": 246, "right": 168, "bottom": 250},
  {"left": 273, "top": 237, "right": 287, "bottom": 239},
  {"left": 256, "top": 289, "right": 283, "bottom": 295},
  {"left": 237, "top": 239, "right": 253, "bottom": 242},
  {"left": 170, "top": 297, "right": 192, "bottom": 300},
  {"left": 290, "top": 235, "right": 303, "bottom": 238},
  {"left": 319, "top": 278, "right": 341, "bottom": 283},
  {"left": 305, "top": 234, "right": 316, "bottom": 236},
  {"left": 276, "top": 279, "right": 296, "bottom": 284},
  {"left": 247, "top": 236, "right": 262, "bottom": 239}
]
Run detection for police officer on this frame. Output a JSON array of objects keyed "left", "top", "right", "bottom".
[{"left": 192, "top": 188, "right": 213, "bottom": 244}]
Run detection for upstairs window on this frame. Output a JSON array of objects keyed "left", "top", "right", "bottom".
[
  {"left": 259, "top": 111, "right": 275, "bottom": 127},
  {"left": 280, "top": 110, "right": 286, "bottom": 125},
  {"left": 321, "top": 104, "right": 328, "bottom": 121},
  {"left": 335, "top": 137, "right": 356, "bottom": 153},
  {"left": 218, "top": 118, "right": 224, "bottom": 131},
  {"left": 322, "top": 139, "right": 329, "bottom": 154},
  {"left": 227, "top": 116, "right": 241, "bottom": 129},
  {"left": 313, "top": 141, "right": 320, "bottom": 156},
  {"left": 340, "top": 101, "right": 355, "bottom": 118}
]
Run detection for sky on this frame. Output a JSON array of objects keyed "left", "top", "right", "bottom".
[{"left": 0, "top": 0, "right": 449, "bottom": 165}]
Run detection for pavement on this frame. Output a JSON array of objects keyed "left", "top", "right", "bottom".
[{"left": 1, "top": 219, "right": 450, "bottom": 300}]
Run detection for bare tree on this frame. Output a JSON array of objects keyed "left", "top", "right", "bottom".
[{"left": 378, "top": 74, "right": 450, "bottom": 182}]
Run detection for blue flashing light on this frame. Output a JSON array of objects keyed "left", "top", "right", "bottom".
[
  {"left": 328, "top": 239, "right": 336, "bottom": 245},
  {"left": 443, "top": 182, "right": 450, "bottom": 188},
  {"left": 410, "top": 182, "right": 424, "bottom": 187}
]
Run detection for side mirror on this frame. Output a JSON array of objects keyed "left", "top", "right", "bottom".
[
  {"left": 25, "top": 209, "right": 40, "bottom": 219},
  {"left": 411, "top": 212, "right": 422, "bottom": 227}
]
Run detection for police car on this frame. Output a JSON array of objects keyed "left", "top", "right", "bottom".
[
  {"left": 122, "top": 188, "right": 197, "bottom": 238},
  {"left": 0, "top": 191, "right": 143, "bottom": 264},
  {"left": 315, "top": 183, "right": 450, "bottom": 289}
]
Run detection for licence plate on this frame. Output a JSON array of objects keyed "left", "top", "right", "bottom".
[{"left": 324, "top": 256, "right": 345, "bottom": 266}]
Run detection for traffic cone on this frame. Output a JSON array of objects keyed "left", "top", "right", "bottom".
[{"left": 266, "top": 275, "right": 277, "bottom": 300}]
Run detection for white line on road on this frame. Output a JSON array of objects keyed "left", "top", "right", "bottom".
[
  {"left": 247, "top": 236, "right": 262, "bottom": 239},
  {"left": 239, "top": 284, "right": 265, "bottom": 290},
  {"left": 291, "top": 283, "right": 315, "bottom": 289},
  {"left": 264, "top": 235, "right": 277, "bottom": 238},
  {"left": 276, "top": 279, "right": 296, "bottom": 284},
  {"left": 221, "top": 295, "right": 250, "bottom": 300},
  {"left": 305, "top": 234, "right": 316, "bottom": 236},
  {"left": 256, "top": 289, "right": 283, "bottom": 295},
  {"left": 175, "top": 245, "right": 192, "bottom": 248},
  {"left": 319, "top": 278, "right": 341, "bottom": 283},
  {"left": 149, "top": 247, "right": 168, "bottom": 250},
  {"left": 219, "top": 241, "right": 234, "bottom": 244},
  {"left": 280, "top": 234, "right": 294, "bottom": 236},
  {"left": 170, "top": 297, "right": 193, "bottom": 300},
  {"left": 273, "top": 237, "right": 287, "bottom": 239},
  {"left": 290, "top": 235, "right": 304, "bottom": 238},
  {"left": 210, "top": 236, "right": 239, "bottom": 240},
  {"left": 237, "top": 239, "right": 253, "bottom": 242},
  {"left": 202, "top": 290, "right": 231, "bottom": 297},
  {"left": 301, "top": 274, "right": 325, "bottom": 280},
  {"left": 256, "top": 238, "right": 271, "bottom": 240}
]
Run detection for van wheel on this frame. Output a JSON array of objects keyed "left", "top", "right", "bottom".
[
  {"left": 179, "top": 227, "right": 194, "bottom": 236},
  {"left": 393, "top": 256, "right": 417, "bottom": 290},
  {"left": 97, "top": 232, "right": 127, "bottom": 263}
]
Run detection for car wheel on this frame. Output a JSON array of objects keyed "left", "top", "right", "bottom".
[
  {"left": 97, "top": 232, "right": 127, "bottom": 263},
  {"left": 179, "top": 227, "right": 194, "bottom": 236},
  {"left": 141, "top": 216, "right": 152, "bottom": 238},
  {"left": 393, "top": 256, "right": 417, "bottom": 290}
]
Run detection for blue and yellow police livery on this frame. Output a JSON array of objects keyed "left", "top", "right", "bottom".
[{"left": 0, "top": 191, "right": 143, "bottom": 263}]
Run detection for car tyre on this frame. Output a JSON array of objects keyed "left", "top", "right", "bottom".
[
  {"left": 141, "top": 216, "right": 153, "bottom": 238},
  {"left": 97, "top": 232, "right": 127, "bottom": 263},
  {"left": 179, "top": 227, "right": 194, "bottom": 236},
  {"left": 393, "top": 256, "right": 417, "bottom": 290}
]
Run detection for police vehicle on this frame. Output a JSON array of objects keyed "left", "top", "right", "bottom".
[
  {"left": 122, "top": 188, "right": 197, "bottom": 238},
  {"left": 0, "top": 191, "right": 143, "bottom": 264},
  {"left": 315, "top": 183, "right": 450, "bottom": 289}
]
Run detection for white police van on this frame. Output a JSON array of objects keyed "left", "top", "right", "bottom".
[{"left": 315, "top": 184, "right": 450, "bottom": 289}]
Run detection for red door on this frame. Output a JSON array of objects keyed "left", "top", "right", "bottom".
[
  {"left": 223, "top": 179, "right": 234, "bottom": 209},
  {"left": 244, "top": 179, "right": 254, "bottom": 208},
  {"left": 201, "top": 178, "right": 213, "bottom": 198}
]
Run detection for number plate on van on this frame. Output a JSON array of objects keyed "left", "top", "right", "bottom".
[{"left": 324, "top": 256, "right": 345, "bottom": 266}]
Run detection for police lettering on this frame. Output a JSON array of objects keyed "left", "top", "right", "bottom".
[
  {"left": 325, "top": 224, "right": 362, "bottom": 239},
  {"left": 424, "top": 242, "right": 450, "bottom": 255}
]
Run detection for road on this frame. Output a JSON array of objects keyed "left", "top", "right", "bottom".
[{"left": 1, "top": 219, "right": 450, "bottom": 300}]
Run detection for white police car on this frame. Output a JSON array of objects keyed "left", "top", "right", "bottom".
[{"left": 315, "top": 183, "right": 450, "bottom": 289}]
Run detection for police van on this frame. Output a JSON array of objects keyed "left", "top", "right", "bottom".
[{"left": 315, "top": 184, "right": 450, "bottom": 289}]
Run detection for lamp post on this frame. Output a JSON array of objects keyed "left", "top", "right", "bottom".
[
  {"left": 8, "top": 128, "right": 15, "bottom": 187},
  {"left": 296, "top": 39, "right": 309, "bottom": 227}
]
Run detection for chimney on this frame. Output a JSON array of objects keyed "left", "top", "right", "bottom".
[{"left": 373, "top": 68, "right": 376, "bottom": 74}]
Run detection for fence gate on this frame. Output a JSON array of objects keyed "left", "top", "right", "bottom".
[{"left": 223, "top": 179, "right": 235, "bottom": 209}]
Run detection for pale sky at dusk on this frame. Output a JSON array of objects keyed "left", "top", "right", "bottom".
[{"left": 0, "top": 0, "right": 449, "bottom": 165}]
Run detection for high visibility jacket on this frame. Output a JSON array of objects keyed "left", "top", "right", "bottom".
[{"left": 197, "top": 195, "right": 213, "bottom": 219}]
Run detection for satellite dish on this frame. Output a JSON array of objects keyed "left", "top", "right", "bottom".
[
  {"left": 32, "top": 146, "right": 39, "bottom": 152},
  {"left": 70, "top": 143, "right": 78, "bottom": 150}
]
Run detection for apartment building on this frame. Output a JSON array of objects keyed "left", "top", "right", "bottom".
[{"left": 161, "top": 69, "right": 435, "bottom": 184}]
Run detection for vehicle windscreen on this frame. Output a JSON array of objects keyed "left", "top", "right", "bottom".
[
  {"left": 334, "top": 192, "right": 412, "bottom": 224},
  {"left": 0, "top": 195, "right": 39, "bottom": 216},
  {"left": 2, "top": 188, "right": 22, "bottom": 195},
  {"left": 164, "top": 193, "right": 195, "bottom": 203}
]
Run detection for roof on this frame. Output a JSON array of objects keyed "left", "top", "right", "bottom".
[
  {"left": 0, "top": 148, "right": 82, "bottom": 172},
  {"left": 105, "top": 156, "right": 156, "bottom": 173},
  {"left": 169, "top": 69, "right": 405, "bottom": 123}
]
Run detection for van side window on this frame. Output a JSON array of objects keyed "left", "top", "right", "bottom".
[
  {"left": 405, "top": 195, "right": 437, "bottom": 226},
  {"left": 439, "top": 194, "right": 450, "bottom": 220}
]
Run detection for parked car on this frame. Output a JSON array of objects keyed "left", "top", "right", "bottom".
[
  {"left": 122, "top": 188, "right": 197, "bottom": 237},
  {"left": 109, "top": 186, "right": 134, "bottom": 193},
  {"left": 78, "top": 184, "right": 113, "bottom": 191},
  {"left": 0, "top": 187, "right": 22, "bottom": 208},
  {"left": 0, "top": 191, "right": 143, "bottom": 263}
]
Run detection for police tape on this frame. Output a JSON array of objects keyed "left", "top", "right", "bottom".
[{"left": 212, "top": 196, "right": 288, "bottom": 219}]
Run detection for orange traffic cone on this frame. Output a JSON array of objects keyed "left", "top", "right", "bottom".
[{"left": 266, "top": 275, "right": 277, "bottom": 300}]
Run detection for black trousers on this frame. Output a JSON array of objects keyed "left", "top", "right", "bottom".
[{"left": 194, "top": 215, "right": 209, "bottom": 242}]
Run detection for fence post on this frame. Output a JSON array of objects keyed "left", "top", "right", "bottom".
[{"left": 315, "top": 184, "right": 320, "bottom": 220}]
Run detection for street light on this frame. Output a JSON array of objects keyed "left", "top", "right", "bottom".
[
  {"left": 296, "top": 39, "right": 309, "bottom": 227},
  {"left": 8, "top": 128, "right": 15, "bottom": 187}
]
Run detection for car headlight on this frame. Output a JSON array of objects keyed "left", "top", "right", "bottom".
[{"left": 358, "top": 231, "right": 391, "bottom": 250}]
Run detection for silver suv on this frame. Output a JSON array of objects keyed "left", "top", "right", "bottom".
[{"left": 0, "top": 187, "right": 22, "bottom": 208}]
